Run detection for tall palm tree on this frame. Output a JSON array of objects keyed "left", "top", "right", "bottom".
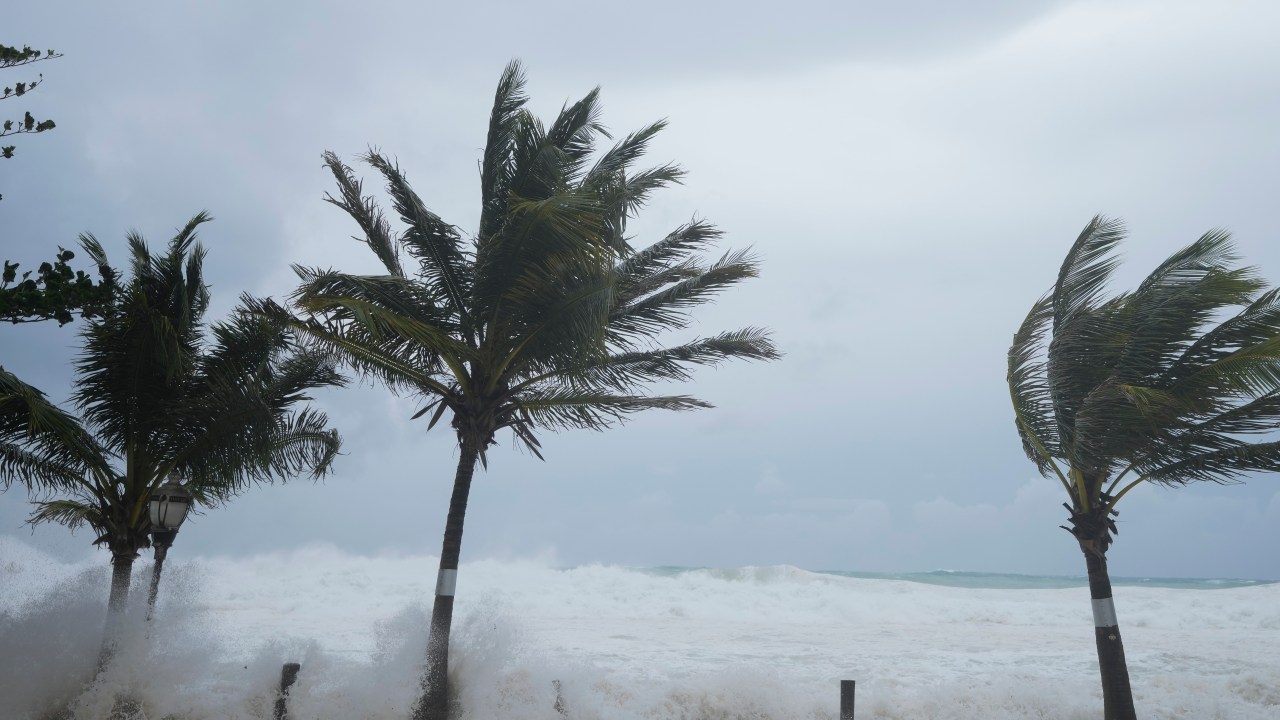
[
  {"left": 18, "top": 213, "right": 344, "bottom": 665},
  {"left": 1008, "top": 216, "right": 1280, "bottom": 720},
  {"left": 257, "top": 60, "right": 778, "bottom": 720}
]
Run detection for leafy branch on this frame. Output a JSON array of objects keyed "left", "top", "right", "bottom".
[
  {"left": 1, "top": 242, "right": 117, "bottom": 325},
  {"left": 0, "top": 43, "right": 61, "bottom": 170}
]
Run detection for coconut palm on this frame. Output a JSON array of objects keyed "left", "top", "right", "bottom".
[
  {"left": 255, "top": 60, "right": 778, "bottom": 720},
  {"left": 1008, "top": 216, "right": 1280, "bottom": 720},
  {"left": 19, "top": 213, "right": 344, "bottom": 665}
]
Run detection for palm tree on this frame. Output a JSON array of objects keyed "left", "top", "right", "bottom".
[
  {"left": 1007, "top": 216, "right": 1280, "bottom": 720},
  {"left": 257, "top": 60, "right": 778, "bottom": 720},
  {"left": 18, "top": 213, "right": 344, "bottom": 665}
]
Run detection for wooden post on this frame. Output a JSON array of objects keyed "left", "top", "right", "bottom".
[
  {"left": 840, "top": 680, "right": 855, "bottom": 720},
  {"left": 552, "top": 679, "right": 567, "bottom": 717},
  {"left": 273, "top": 662, "right": 301, "bottom": 720}
]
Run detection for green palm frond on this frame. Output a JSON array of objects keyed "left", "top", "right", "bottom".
[
  {"left": 1, "top": 442, "right": 88, "bottom": 492},
  {"left": 28, "top": 497, "right": 103, "bottom": 533},
  {"left": 1007, "top": 295, "right": 1063, "bottom": 479},
  {"left": 245, "top": 293, "right": 454, "bottom": 396},
  {"left": 1164, "top": 287, "right": 1280, "bottom": 386},
  {"left": 478, "top": 60, "right": 529, "bottom": 244},
  {"left": 584, "top": 121, "right": 670, "bottom": 189},
  {"left": 323, "top": 151, "right": 403, "bottom": 278},
  {"left": 1143, "top": 440, "right": 1280, "bottom": 486},
  {"left": 1010, "top": 216, "right": 1280, "bottom": 517},
  {"left": 1052, "top": 215, "right": 1125, "bottom": 329},
  {"left": 610, "top": 247, "right": 760, "bottom": 345},
  {"left": 544, "top": 87, "right": 608, "bottom": 183},
  {"left": 363, "top": 151, "right": 473, "bottom": 318},
  {"left": 309, "top": 296, "right": 469, "bottom": 370},
  {"left": 514, "top": 388, "right": 712, "bottom": 431},
  {"left": 1176, "top": 334, "right": 1280, "bottom": 399},
  {"left": 1, "top": 366, "right": 113, "bottom": 491},
  {"left": 541, "top": 328, "right": 778, "bottom": 394},
  {"left": 1115, "top": 241, "right": 1262, "bottom": 383}
]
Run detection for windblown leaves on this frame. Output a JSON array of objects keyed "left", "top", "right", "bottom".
[
  {"left": 10, "top": 216, "right": 344, "bottom": 559},
  {"left": 284, "top": 60, "right": 778, "bottom": 461},
  {"left": 1009, "top": 216, "right": 1280, "bottom": 510}
]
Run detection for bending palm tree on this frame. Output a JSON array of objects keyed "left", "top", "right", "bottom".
[
  {"left": 1008, "top": 216, "right": 1280, "bottom": 720},
  {"left": 18, "top": 214, "right": 343, "bottom": 665},
  {"left": 259, "top": 60, "right": 778, "bottom": 720}
]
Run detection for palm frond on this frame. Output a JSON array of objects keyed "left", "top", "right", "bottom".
[
  {"left": 28, "top": 497, "right": 103, "bottom": 533},
  {"left": 243, "top": 294, "right": 452, "bottom": 395},
  {"left": 514, "top": 388, "right": 712, "bottom": 431},
  {"left": 478, "top": 60, "right": 529, "bottom": 244},
  {"left": 362, "top": 151, "right": 473, "bottom": 321},
  {"left": 584, "top": 120, "right": 670, "bottom": 189},
  {"left": 1114, "top": 229, "right": 1261, "bottom": 382},
  {"left": 1052, "top": 215, "right": 1125, "bottom": 329},
  {"left": 544, "top": 86, "right": 607, "bottom": 184},
  {"left": 1164, "top": 287, "right": 1280, "bottom": 386},
  {"left": 322, "top": 150, "right": 403, "bottom": 277},
  {"left": 610, "top": 247, "right": 760, "bottom": 345},
  {"left": 1007, "top": 295, "right": 1062, "bottom": 477},
  {"left": 1143, "top": 440, "right": 1280, "bottom": 486},
  {"left": 0, "top": 366, "right": 113, "bottom": 490},
  {"left": 543, "top": 328, "right": 778, "bottom": 393}
]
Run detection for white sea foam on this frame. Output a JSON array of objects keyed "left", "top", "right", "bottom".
[{"left": 2, "top": 537, "right": 1278, "bottom": 718}]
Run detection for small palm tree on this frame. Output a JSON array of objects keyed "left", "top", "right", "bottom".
[
  {"left": 258, "top": 60, "right": 778, "bottom": 720},
  {"left": 1008, "top": 216, "right": 1280, "bottom": 720},
  {"left": 17, "top": 214, "right": 344, "bottom": 665}
]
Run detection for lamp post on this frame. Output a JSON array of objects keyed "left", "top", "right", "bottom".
[{"left": 146, "top": 480, "right": 191, "bottom": 620}]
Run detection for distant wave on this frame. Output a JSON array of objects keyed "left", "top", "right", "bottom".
[{"left": 634, "top": 564, "right": 1277, "bottom": 590}]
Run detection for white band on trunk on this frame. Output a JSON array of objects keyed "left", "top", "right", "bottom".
[
  {"left": 436, "top": 569, "right": 457, "bottom": 597},
  {"left": 1091, "top": 597, "right": 1118, "bottom": 627}
]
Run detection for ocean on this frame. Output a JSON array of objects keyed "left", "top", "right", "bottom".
[{"left": 2, "top": 537, "right": 1278, "bottom": 719}]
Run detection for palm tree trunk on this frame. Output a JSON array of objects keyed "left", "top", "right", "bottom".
[
  {"left": 145, "top": 543, "right": 169, "bottom": 621},
  {"left": 414, "top": 439, "right": 481, "bottom": 720},
  {"left": 97, "top": 552, "right": 135, "bottom": 672},
  {"left": 1082, "top": 547, "right": 1136, "bottom": 720}
]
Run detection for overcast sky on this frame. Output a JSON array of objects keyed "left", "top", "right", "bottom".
[{"left": 3, "top": 0, "right": 1279, "bottom": 579}]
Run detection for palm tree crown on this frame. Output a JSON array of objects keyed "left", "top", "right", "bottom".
[
  {"left": 268, "top": 62, "right": 776, "bottom": 460},
  {"left": 18, "top": 214, "right": 344, "bottom": 635},
  {"left": 1010, "top": 216, "right": 1280, "bottom": 529}
]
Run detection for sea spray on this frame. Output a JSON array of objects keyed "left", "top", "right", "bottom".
[{"left": 2, "top": 540, "right": 1277, "bottom": 719}]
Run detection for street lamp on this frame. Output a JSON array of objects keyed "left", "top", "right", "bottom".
[{"left": 146, "top": 480, "right": 192, "bottom": 620}]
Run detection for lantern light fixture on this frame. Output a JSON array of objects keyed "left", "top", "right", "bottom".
[{"left": 149, "top": 480, "right": 192, "bottom": 535}]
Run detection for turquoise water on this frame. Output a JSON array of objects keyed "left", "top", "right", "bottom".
[
  {"left": 821, "top": 569, "right": 1276, "bottom": 590},
  {"left": 638, "top": 566, "right": 1276, "bottom": 590}
]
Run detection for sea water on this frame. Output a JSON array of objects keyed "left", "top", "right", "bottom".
[{"left": 2, "top": 537, "right": 1278, "bottom": 719}]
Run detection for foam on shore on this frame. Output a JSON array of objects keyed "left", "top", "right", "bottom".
[{"left": 3, "top": 538, "right": 1278, "bottom": 718}]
